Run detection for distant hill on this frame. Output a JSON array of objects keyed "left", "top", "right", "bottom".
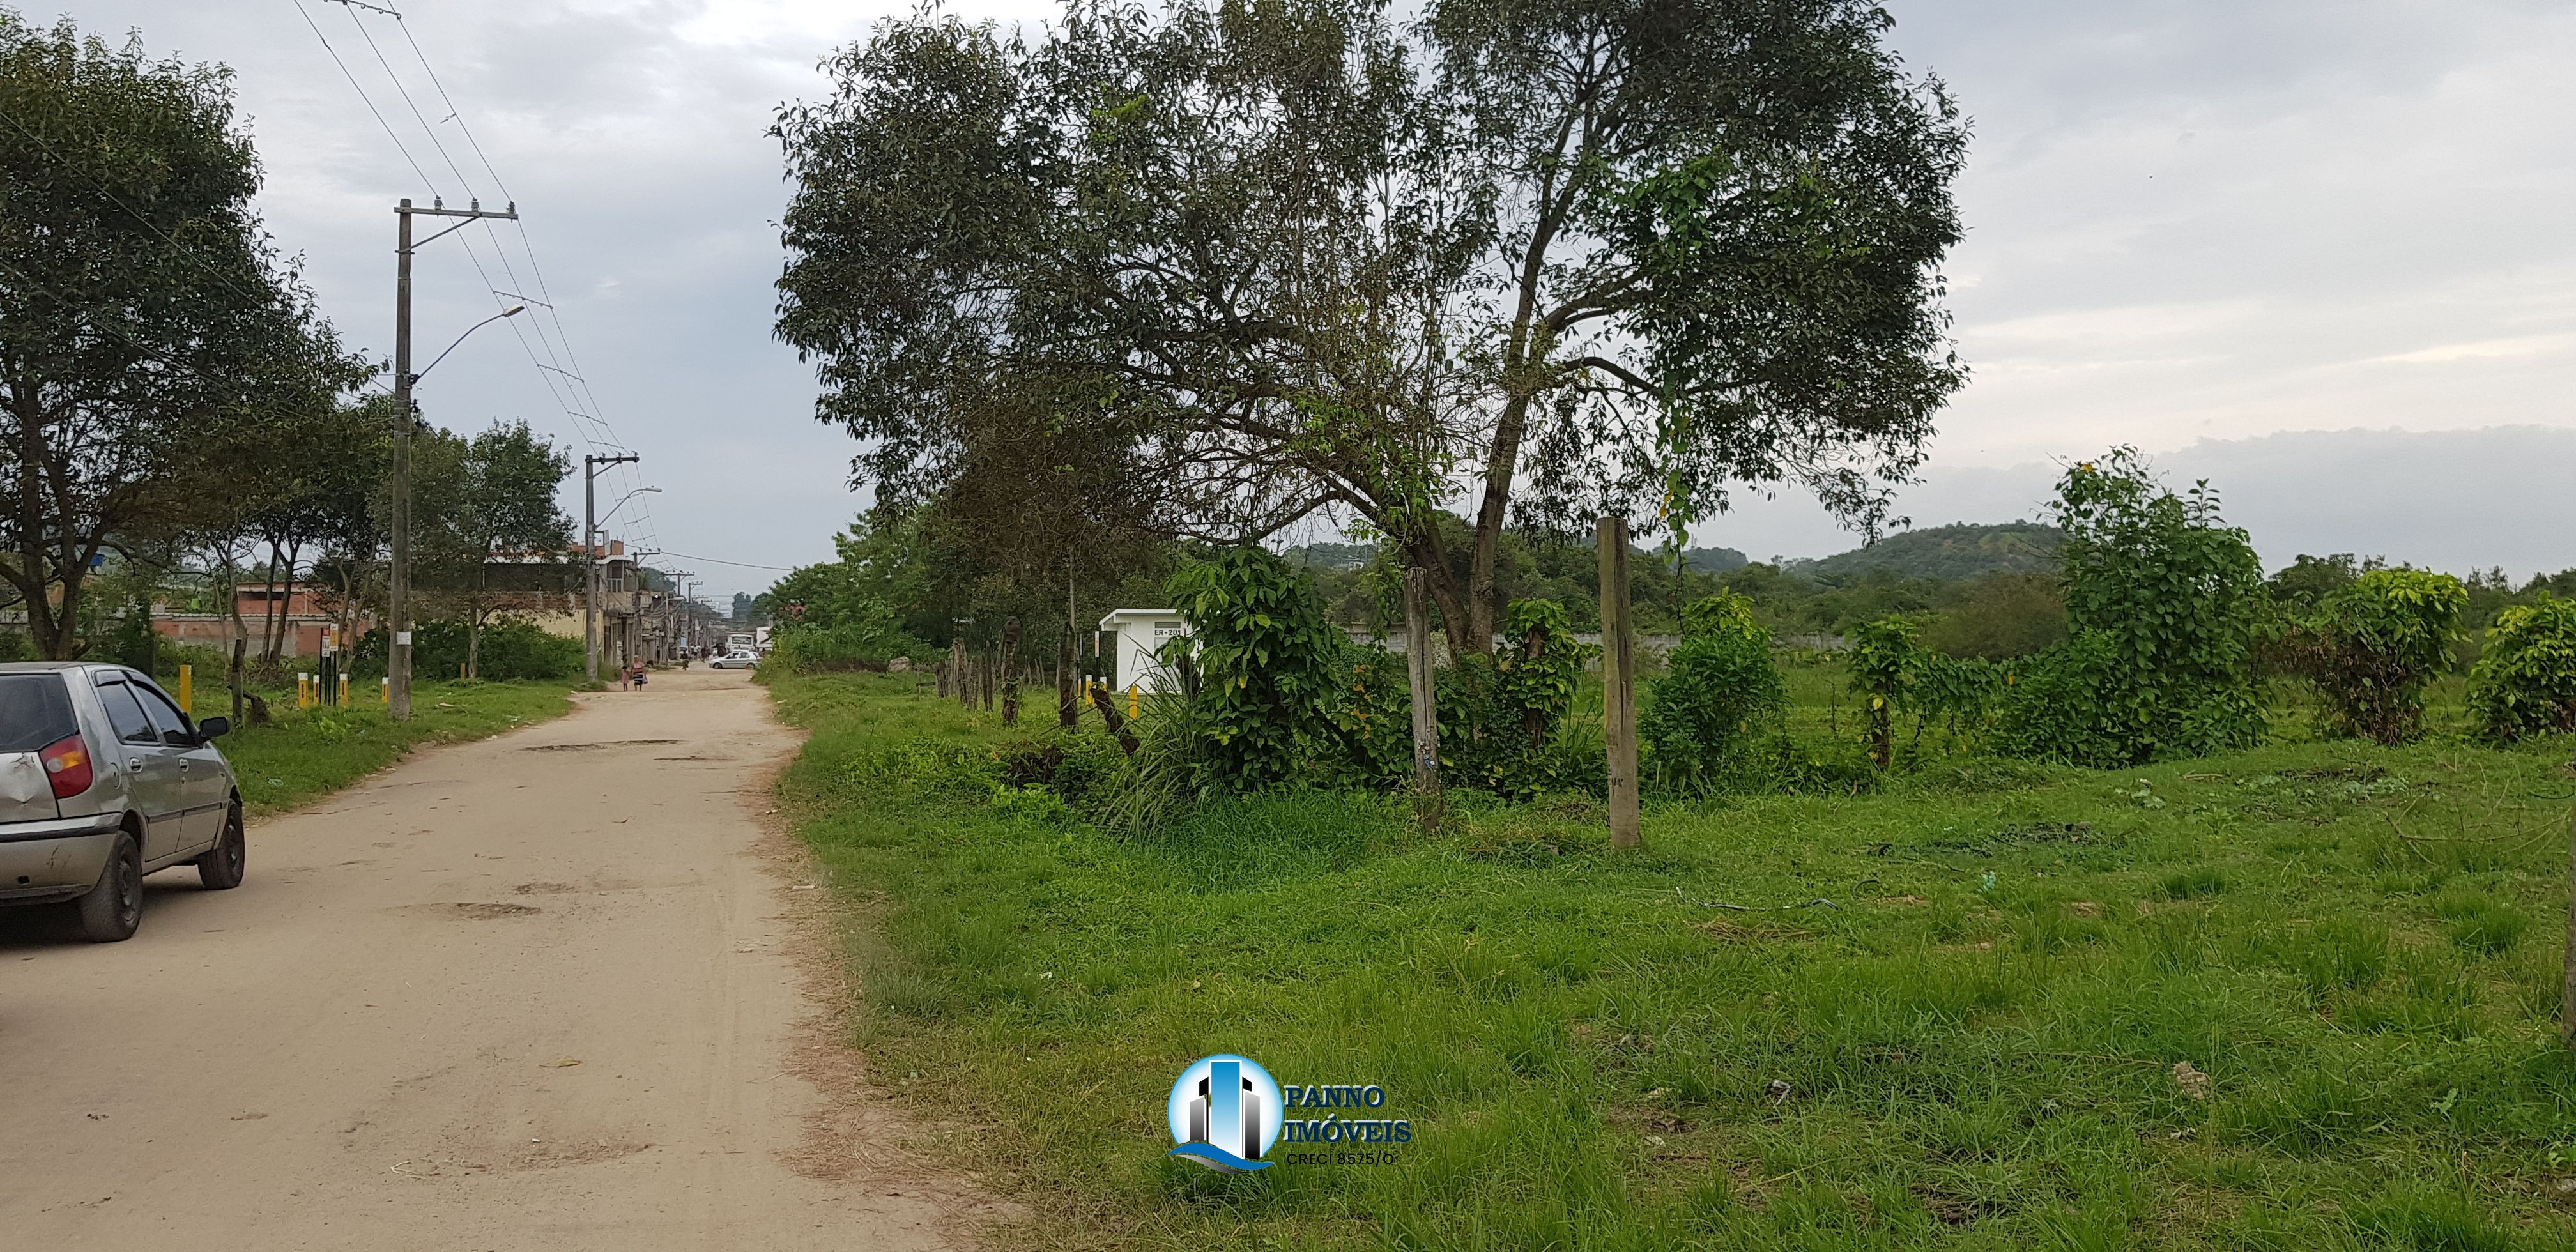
[
  {"left": 1682, "top": 546, "right": 1749, "bottom": 574},
  {"left": 1283, "top": 542, "right": 1376, "bottom": 571},
  {"left": 1795, "top": 521, "right": 2062, "bottom": 583}
]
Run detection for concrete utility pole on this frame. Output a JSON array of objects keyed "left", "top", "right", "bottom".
[
  {"left": 391, "top": 196, "right": 518, "bottom": 721},
  {"left": 582, "top": 454, "right": 638, "bottom": 682}
]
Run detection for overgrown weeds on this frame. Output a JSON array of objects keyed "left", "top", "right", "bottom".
[{"left": 769, "top": 671, "right": 2576, "bottom": 1251}]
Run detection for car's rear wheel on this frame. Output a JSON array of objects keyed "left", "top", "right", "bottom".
[
  {"left": 75, "top": 830, "right": 142, "bottom": 942},
  {"left": 197, "top": 804, "right": 245, "bottom": 890}
]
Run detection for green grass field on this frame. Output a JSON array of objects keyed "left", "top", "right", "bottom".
[
  {"left": 180, "top": 678, "right": 581, "bottom": 816},
  {"left": 770, "top": 670, "right": 2576, "bottom": 1250}
]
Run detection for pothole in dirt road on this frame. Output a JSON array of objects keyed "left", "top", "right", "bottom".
[
  {"left": 512, "top": 882, "right": 579, "bottom": 895},
  {"left": 390, "top": 902, "right": 544, "bottom": 920},
  {"left": 522, "top": 738, "right": 681, "bottom": 752}
]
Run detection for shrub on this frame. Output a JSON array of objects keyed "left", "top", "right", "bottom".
[
  {"left": 767, "top": 616, "right": 921, "bottom": 672},
  {"left": 1847, "top": 615, "right": 1922, "bottom": 768},
  {"left": 1639, "top": 591, "right": 1784, "bottom": 792},
  {"left": 1921, "top": 571, "right": 2066, "bottom": 659},
  {"left": 1846, "top": 615, "right": 2007, "bottom": 764},
  {"left": 350, "top": 619, "right": 582, "bottom": 681},
  {"left": 2277, "top": 569, "right": 2466, "bottom": 744},
  {"left": 1494, "top": 599, "right": 1590, "bottom": 751},
  {"left": 1994, "top": 631, "right": 2133, "bottom": 768},
  {"left": 2467, "top": 593, "right": 2576, "bottom": 742},
  {"left": 1163, "top": 546, "right": 1343, "bottom": 792},
  {"left": 1317, "top": 600, "right": 1598, "bottom": 800},
  {"left": 2007, "top": 448, "right": 2265, "bottom": 765}
]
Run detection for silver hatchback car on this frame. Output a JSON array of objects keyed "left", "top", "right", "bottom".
[{"left": 0, "top": 662, "right": 243, "bottom": 942}]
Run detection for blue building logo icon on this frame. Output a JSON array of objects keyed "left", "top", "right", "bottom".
[{"left": 1165, "top": 1053, "right": 1282, "bottom": 1172}]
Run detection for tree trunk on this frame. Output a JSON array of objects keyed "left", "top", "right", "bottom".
[
  {"left": 1058, "top": 628, "right": 1077, "bottom": 728},
  {"left": 229, "top": 635, "right": 249, "bottom": 726},
  {"left": 256, "top": 544, "right": 282, "bottom": 666},
  {"left": 1000, "top": 616, "right": 1021, "bottom": 726},
  {"left": 1087, "top": 684, "right": 1138, "bottom": 756},
  {"left": 1598, "top": 516, "right": 1641, "bottom": 851},
  {"left": 1465, "top": 388, "right": 1537, "bottom": 659},
  {"left": 1405, "top": 568, "right": 1442, "bottom": 833},
  {"left": 1402, "top": 533, "right": 1477, "bottom": 659},
  {"left": 13, "top": 401, "right": 62, "bottom": 659},
  {"left": 952, "top": 637, "right": 970, "bottom": 710}
]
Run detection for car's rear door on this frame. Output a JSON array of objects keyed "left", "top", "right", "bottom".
[{"left": 91, "top": 675, "right": 188, "bottom": 864}]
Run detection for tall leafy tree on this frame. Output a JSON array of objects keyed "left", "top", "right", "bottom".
[
  {"left": 775, "top": 0, "right": 1965, "bottom": 655},
  {"left": 412, "top": 420, "right": 574, "bottom": 678},
  {"left": 0, "top": 14, "right": 364, "bottom": 658}
]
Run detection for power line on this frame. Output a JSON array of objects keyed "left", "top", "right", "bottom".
[
  {"left": 652, "top": 551, "right": 802, "bottom": 573},
  {"left": 292, "top": 0, "right": 435, "bottom": 190},
  {"left": 300, "top": 0, "right": 658, "bottom": 544}
]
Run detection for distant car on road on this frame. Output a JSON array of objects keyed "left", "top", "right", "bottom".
[
  {"left": 708, "top": 651, "right": 760, "bottom": 670},
  {"left": 0, "top": 662, "right": 242, "bottom": 942}
]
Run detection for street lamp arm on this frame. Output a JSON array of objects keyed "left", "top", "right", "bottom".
[{"left": 414, "top": 305, "right": 526, "bottom": 383}]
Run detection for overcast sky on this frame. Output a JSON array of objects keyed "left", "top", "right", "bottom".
[{"left": 32, "top": 0, "right": 2576, "bottom": 597}]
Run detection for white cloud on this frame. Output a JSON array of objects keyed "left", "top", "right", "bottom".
[{"left": 30, "top": 0, "right": 2575, "bottom": 596}]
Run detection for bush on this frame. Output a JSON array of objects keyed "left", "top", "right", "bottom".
[
  {"left": 1845, "top": 614, "right": 2008, "bottom": 765},
  {"left": 151, "top": 641, "right": 234, "bottom": 684},
  {"left": 1922, "top": 571, "right": 2067, "bottom": 659},
  {"left": 1639, "top": 592, "right": 1785, "bottom": 792},
  {"left": 2278, "top": 569, "right": 2465, "bottom": 744},
  {"left": 2467, "top": 593, "right": 2576, "bottom": 742},
  {"left": 767, "top": 618, "right": 921, "bottom": 672},
  {"left": 1848, "top": 615, "right": 1921, "bottom": 768},
  {"left": 1162, "top": 546, "right": 1344, "bottom": 793},
  {"left": 1994, "top": 631, "right": 2133, "bottom": 768},
  {"left": 2011, "top": 448, "right": 2265, "bottom": 765},
  {"left": 350, "top": 619, "right": 583, "bottom": 682}
]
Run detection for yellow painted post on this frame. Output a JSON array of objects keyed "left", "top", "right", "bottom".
[
  {"left": 177, "top": 664, "right": 192, "bottom": 715},
  {"left": 339, "top": 674, "right": 351, "bottom": 707},
  {"left": 297, "top": 673, "right": 310, "bottom": 708},
  {"left": 379, "top": 676, "right": 389, "bottom": 705},
  {"left": 1128, "top": 683, "right": 1139, "bottom": 719}
]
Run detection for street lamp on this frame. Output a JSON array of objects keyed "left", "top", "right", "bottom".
[
  {"left": 388, "top": 303, "right": 530, "bottom": 721},
  {"left": 389, "top": 197, "right": 517, "bottom": 722},
  {"left": 417, "top": 305, "right": 525, "bottom": 381},
  {"left": 584, "top": 482, "right": 660, "bottom": 682}
]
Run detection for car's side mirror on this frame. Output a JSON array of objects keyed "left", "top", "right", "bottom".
[{"left": 196, "top": 716, "right": 231, "bottom": 740}]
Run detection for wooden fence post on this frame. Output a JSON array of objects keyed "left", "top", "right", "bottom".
[
  {"left": 1598, "top": 516, "right": 1642, "bottom": 850},
  {"left": 1404, "top": 567, "right": 1442, "bottom": 833}
]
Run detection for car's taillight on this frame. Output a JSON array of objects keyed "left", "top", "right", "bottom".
[{"left": 40, "top": 734, "right": 91, "bottom": 798}]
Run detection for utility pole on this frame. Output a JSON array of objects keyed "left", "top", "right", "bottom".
[
  {"left": 583, "top": 453, "right": 638, "bottom": 682},
  {"left": 391, "top": 195, "right": 516, "bottom": 721}
]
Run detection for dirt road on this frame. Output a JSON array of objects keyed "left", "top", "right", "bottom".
[{"left": 0, "top": 669, "right": 981, "bottom": 1249}]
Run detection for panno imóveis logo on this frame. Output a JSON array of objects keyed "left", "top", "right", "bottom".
[{"left": 1165, "top": 1053, "right": 1282, "bottom": 1172}]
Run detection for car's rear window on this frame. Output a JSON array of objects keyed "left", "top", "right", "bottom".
[{"left": 0, "top": 674, "right": 79, "bottom": 753}]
